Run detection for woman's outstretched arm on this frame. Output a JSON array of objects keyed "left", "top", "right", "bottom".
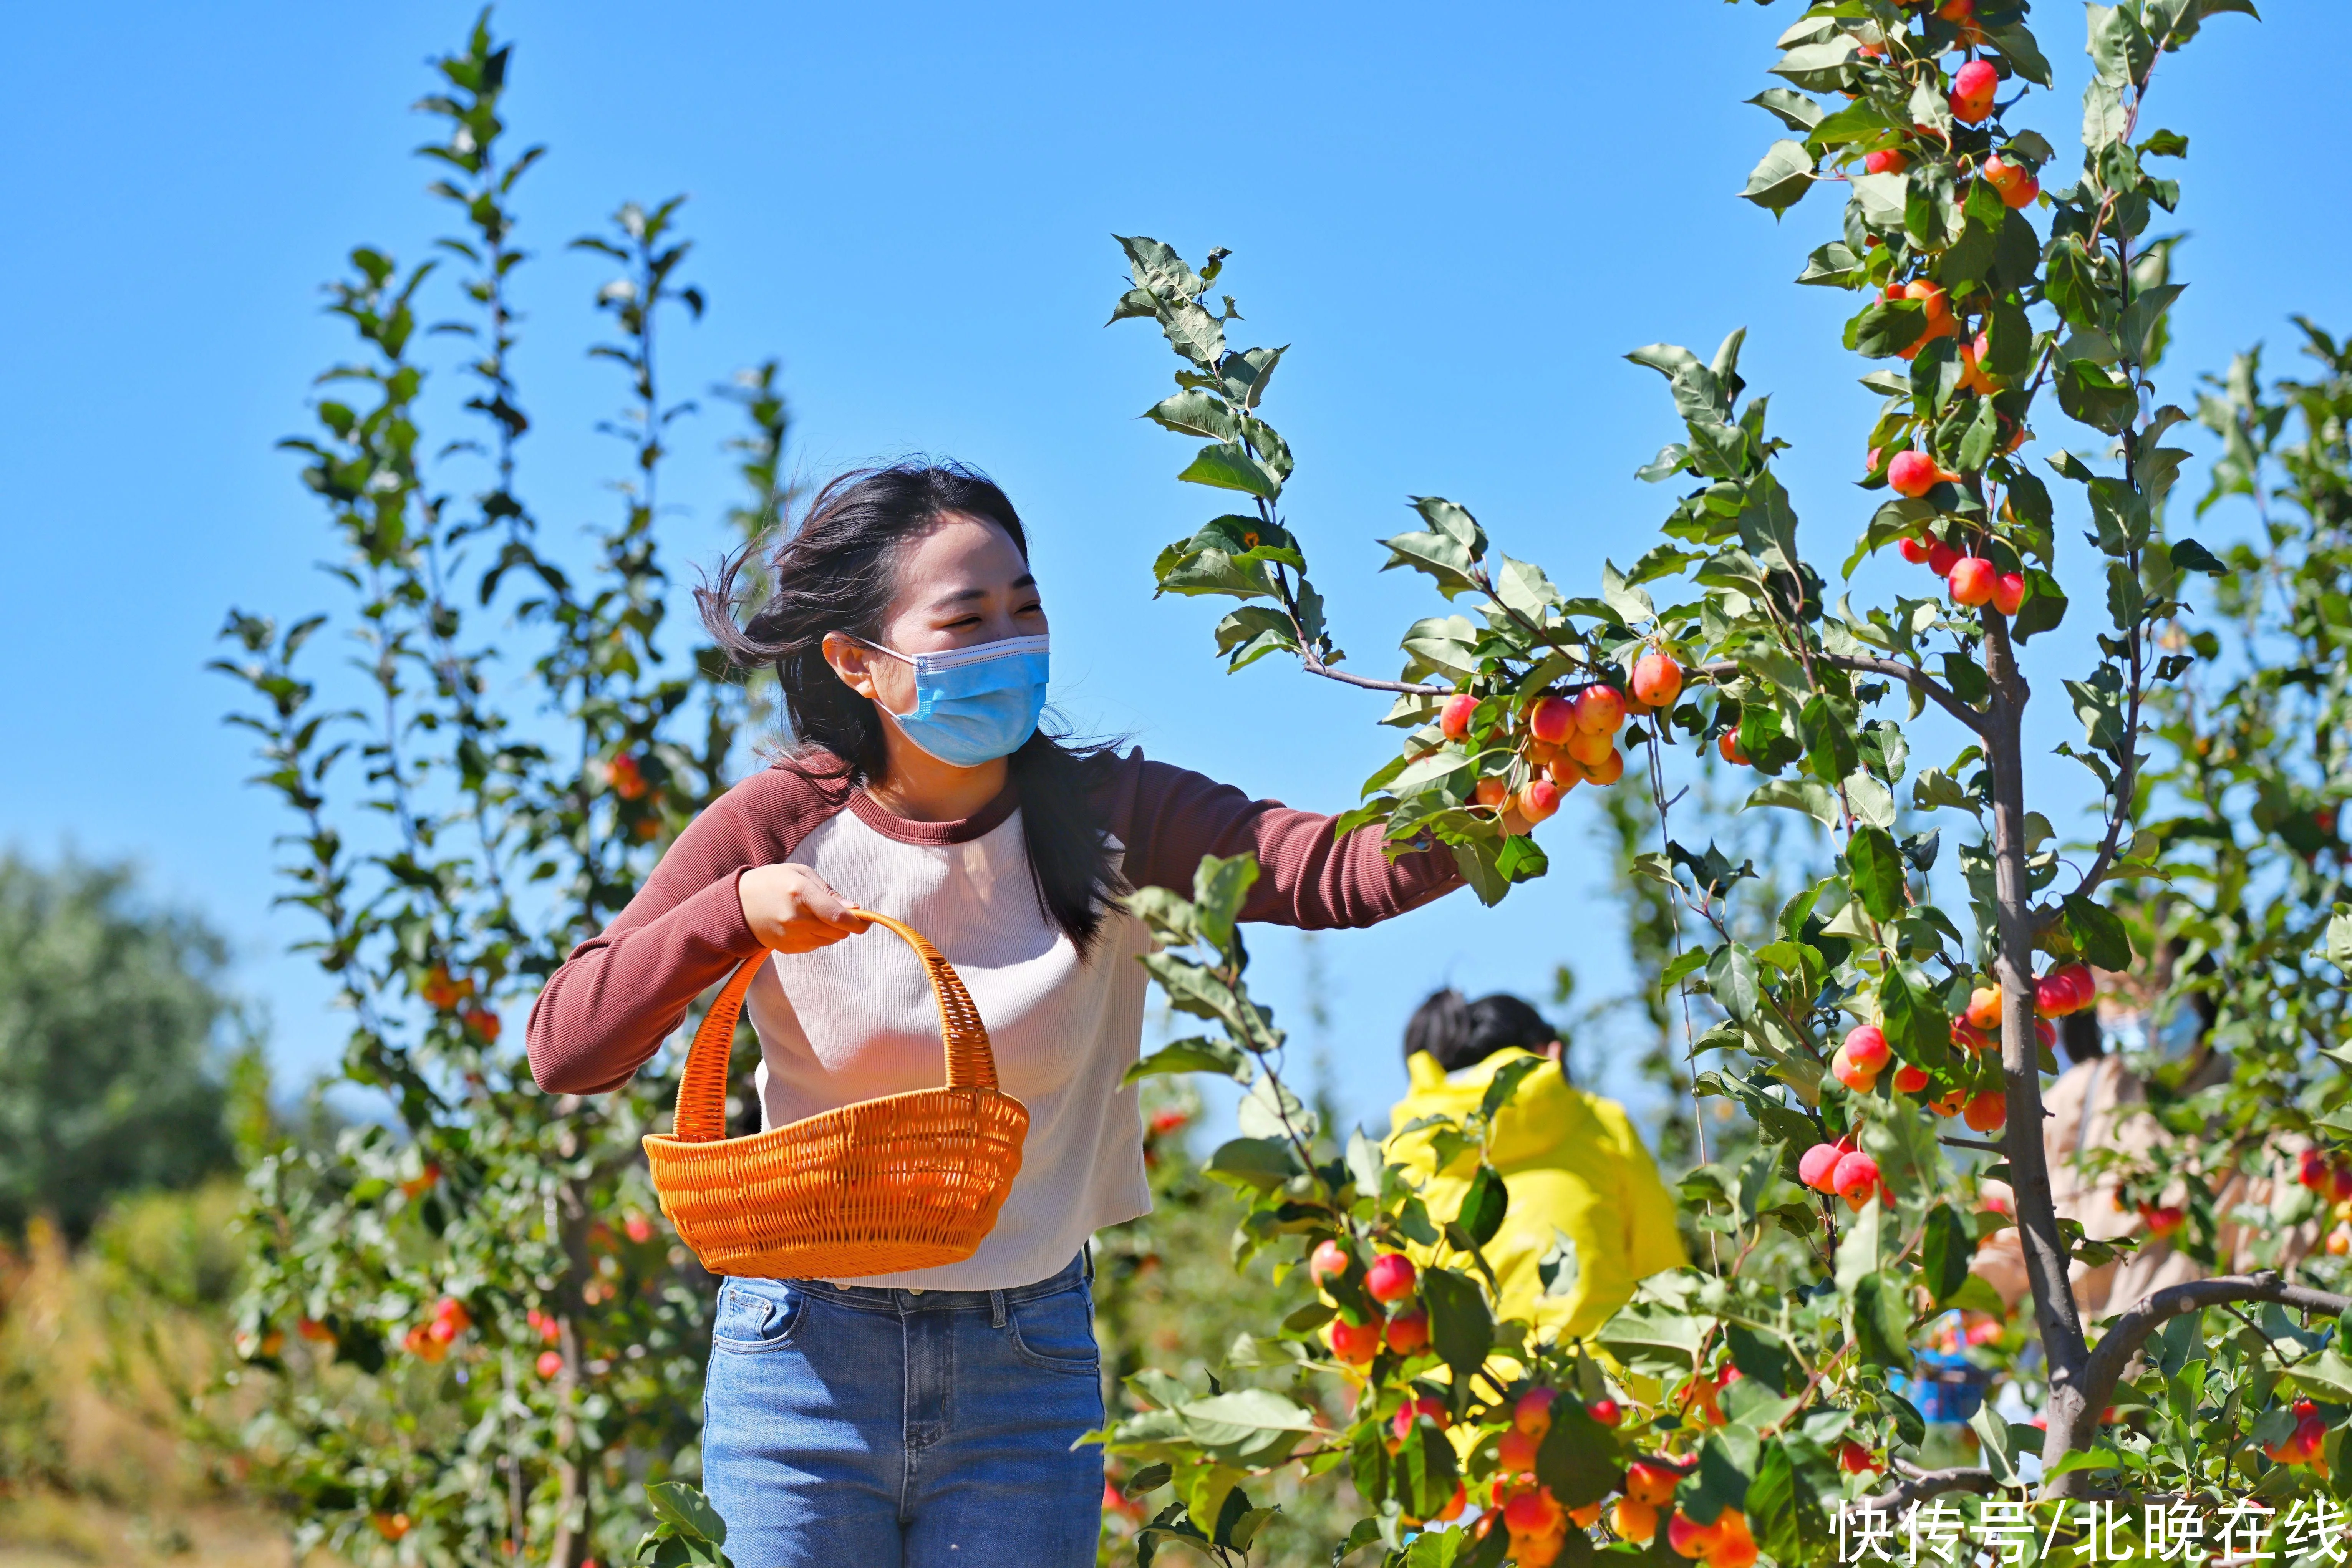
[{"left": 1107, "top": 751, "right": 1462, "bottom": 929}]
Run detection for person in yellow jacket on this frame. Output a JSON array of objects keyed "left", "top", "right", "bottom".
[{"left": 1387, "top": 990, "right": 1686, "bottom": 1342}]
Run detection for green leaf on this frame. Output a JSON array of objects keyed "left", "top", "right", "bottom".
[
  {"left": 1748, "top": 88, "right": 1825, "bottom": 133},
  {"left": 1458, "top": 1163, "right": 1510, "bottom": 1247},
  {"left": 2057, "top": 360, "right": 2138, "bottom": 436},
  {"left": 2285, "top": 1347, "right": 2352, "bottom": 1404},
  {"left": 2062, "top": 895, "right": 2134, "bottom": 970},
  {"left": 1846, "top": 826, "right": 1907, "bottom": 922},
  {"left": 1191, "top": 852, "right": 1259, "bottom": 949},
  {"left": 1846, "top": 300, "right": 1927, "bottom": 359},
  {"left": 1451, "top": 842, "right": 1509, "bottom": 908},
  {"left": 2044, "top": 1449, "right": 2122, "bottom": 1479},
  {"left": 645, "top": 1482, "right": 728, "bottom": 1546},
  {"left": 1379, "top": 532, "right": 1480, "bottom": 598},
  {"left": 2011, "top": 569, "right": 2068, "bottom": 643},
  {"left": 1238, "top": 1073, "right": 1317, "bottom": 1143},
  {"left": 1159, "top": 299, "right": 1227, "bottom": 367},
  {"left": 1707, "top": 944, "right": 1762, "bottom": 1024},
  {"left": 1922, "top": 1203, "right": 1975, "bottom": 1304},
  {"left": 1117, "top": 234, "right": 1206, "bottom": 300},
  {"left": 1421, "top": 1268, "right": 1493, "bottom": 1380},
  {"left": 1402, "top": 1525, "right": 1470, "bottom": 1568},
  {"left": 1218, "top": 345, "right": 1286, "bottom": 411},
  {"left": 1397, "top": 1422, "right": 1460, "bottom": 1524},
  {"left": 2170, "top": 538, "right": 2225, "bottom": 575},
  {"left": 1747, "top": 1440, "right": 1828, "bottom": 1565},
  {"left": 1771, "top": 36, "right": 1860, "bottom": 92},
  {"left": 1478, "top": 1055, "right": 1545, "bottom": 1122},
  {"left": 2088, "top": 3, "right": 2155, "bottom": 89},
  {"left": 1796, "top": 241, "right": 1865, "bottom": 288},
  {"left": 1177, "top": 1389, "right": 1319, "bottom": 1457},
  {"left": 1596, "top": 1300, "right": 1703, "bottom": 1379},
  {"left": 2325, "top": 913, "right": 2352, "bottom": 978},
  {"left": 1725, "top": 1322, "right": 1795, "bottom": 1395},
  {"left": 1958, "top": 396, "right": 1999, "bottom": 474},
  {"left": 1177, "top": 441, "right": 1279, "bottom": 499},
  {"left": 1144, "top": 388, "right": 1241, "bottom": 442},
  {"left": 1212, "top": 606, "right": 1297, "bottom": 671},
  {"left": 1601, "top": 559, "right": 1656, "bottom": 623},
  {"left": 2065, "top": 674, "right": 2128, "bottom": 752},
  {"left": 1204, "top": 1137, "right": 1302, "bottom": 1190},
  {"left": 1493, "top": 554, "right": 1563, "bottom": 620},
  {"left": 1678, "top": 1431, "right": 1759, "bottom": 1527},
  {"left": 1851, "top": 1270, "right": 1912, "bottom": 1367},
  {"left": 1835, "top": 1197, "right": 1882, "bottom": 1295},
  {"left": 1741, "top": 138, "right": 1817, "bottom": 215},
  {"left": 1535, "top": 1401, "right": 1621, "bottom": 1509},
  {"left": 1969, "top": 1401, "right": 2038, "bottom": 1487},
  {"left": 1122, "top": 1036, "right": 1253, "bottom": 1087},
  {"left": 1987, "top": 23, "right": 2054, "bottom": 87},
  {"left": 1880, "top": 963, "right": 1949, "bottom": 1071},
  {"left": 1745, "top": 777, "right": 1841, "bottom": 830}
]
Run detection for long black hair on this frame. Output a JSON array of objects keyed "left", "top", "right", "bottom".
[{"left": 696, "top": 460, "right": 1125, "bottom": 955}]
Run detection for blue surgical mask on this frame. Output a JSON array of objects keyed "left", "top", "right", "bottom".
[{"left": 861, "top": 634, "right": 1051, "bottom": 767}]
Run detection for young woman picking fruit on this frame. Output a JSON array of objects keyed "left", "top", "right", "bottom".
[{"left": 528, "top": 463, "right": 1471, "bottom": 1567}]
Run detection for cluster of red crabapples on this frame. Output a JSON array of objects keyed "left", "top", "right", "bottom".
[{"left": 1439, "top": 651, "right": 1687, "bottom": 827}]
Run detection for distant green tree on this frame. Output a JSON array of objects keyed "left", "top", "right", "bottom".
[{"left": 0, "top": 853, "right": 239, "bottom": 1239}]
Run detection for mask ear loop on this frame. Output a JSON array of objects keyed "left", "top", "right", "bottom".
[
  {"left": 835, "top": 633, "right": 913, "bottom": 664},
  {"left": 831, "top": 634, "right": 924, "bottom": 722}
]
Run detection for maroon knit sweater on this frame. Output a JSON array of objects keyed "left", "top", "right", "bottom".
[{"left": 527, "top": 749, "right": 1460, "bottom": 1095}]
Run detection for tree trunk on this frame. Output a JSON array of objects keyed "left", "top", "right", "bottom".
[{"left": 1979, "top": 613, "right": 2097, "bottom": 1492}]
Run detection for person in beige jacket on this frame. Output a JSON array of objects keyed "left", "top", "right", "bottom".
[{"left": 1972, "top": 1001, "right": 2316, "bottom": 1322}]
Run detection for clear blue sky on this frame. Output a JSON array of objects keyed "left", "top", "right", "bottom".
[{"left": 4, "top": 3, "right": 2345, "bottom": 1133}]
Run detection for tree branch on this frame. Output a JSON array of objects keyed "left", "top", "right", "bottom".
[
  {"left": 1860, "top": 1465, "right": 1997, "bottom": 1513},
  {"left": 1819, "top": 652, "right": 1990, "bottom": 735},
  {"left": 1698, "top": 655, "right": 1986, "bottom": 736},
  {"left": 2074, "top": 1274, "right": 2352, "bottom": 1441},
  {"left": 1294, "top": 647, "right": 1449, "bottom": 697}
]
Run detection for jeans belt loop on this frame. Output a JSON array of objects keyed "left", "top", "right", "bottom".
[
  {"left": 1082, "top": 1245, "right": 1096, "bottom": 1285},
  {"left": 989, "top": 1288, "right": 1006, "bottom": 1328}
]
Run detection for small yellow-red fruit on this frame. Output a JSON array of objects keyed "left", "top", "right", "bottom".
[
  {"left": 1384, "top": 1308, "right": 1430, "bottom": 1355},
  {"left": 1440, "top": 693, "right": 1477, "bottom": 740},
  {"left": 1615, "top": 1498, "right": 1661, "bottom": 1543},
  {"left": 1888, "top": 451, "right": 1943, "bottom": 497},
  {"left": 1527, "top": 694, "right": 1576, "bottom": 745},
  {"left": 1843, "top": 1024, "right": 1891, "bottom": 1074},
  {"left": 1950, "top": 60, "right": 1999, "bottom": 122},
  {"left": 1365, "top": 1252, "right": 1418, "bottom": 1304},
  {"left": 1574, "top": 686, "right": 1627, "bottom": 736},
  {"left": 1326, "top": 1318, "right": 1381, "bottom": 1364},
  {"left": 1631, "top": 651, "right": 1685, "bottom": 709},
  {"left": 1949, "top": 557, "right": 1998, "bottom": 607},
  {"left": 1624, "top": 1459, "right": 1680, "bottom": 1507}
]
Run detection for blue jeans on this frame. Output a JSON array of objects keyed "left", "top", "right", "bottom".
[{"left": 702, "top": 1252, "right": 1106, "bottom": 1567}]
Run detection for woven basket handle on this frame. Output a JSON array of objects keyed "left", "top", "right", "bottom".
[{"left": 668, "top": 911, "right": 998, "bottom": 1145}]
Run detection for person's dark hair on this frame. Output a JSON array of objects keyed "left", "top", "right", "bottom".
[
  {"left": 1405, "top": 988, "right": 1563, "bottom": 1077},
  {"left": 2059, "top": 1008, "right": 2104, "bottom": 1066},
  {"left": 696, "top": 460, "right": 1124, "bottom": 954}
]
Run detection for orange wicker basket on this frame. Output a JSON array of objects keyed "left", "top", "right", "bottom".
[{"left": 642, "top": 911, "right": 1029, "bottom": 1280}]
